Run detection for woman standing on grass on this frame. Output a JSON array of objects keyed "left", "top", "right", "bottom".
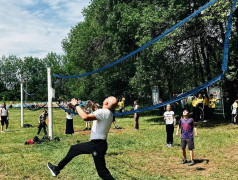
[
  {"left": 0, "top": 102, "right": 9, "bottom": 133},
  {"left": 164, "top": 104, "right": 176, "bottom": 147},
  {"left": 134, "top": 100, "right": 139, "bottom": 130},
  {"left": 65, "top": 104, "right": 74, "bottom": 135}
]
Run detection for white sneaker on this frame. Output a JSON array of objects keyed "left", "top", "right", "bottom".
[
  {"left": 5, "top": 129, "right": 8, "bottom": 132},
  {"left": 1, "top": 131, "right": 4, "bottom": 133}
]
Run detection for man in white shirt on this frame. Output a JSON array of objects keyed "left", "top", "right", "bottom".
[{"left": 47, "top": 96, "right": 117, "bottom": 180}]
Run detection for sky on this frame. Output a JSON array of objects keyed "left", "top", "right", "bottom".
[{"left": 0, "top": 0, "right": 91, "bottom": 59}]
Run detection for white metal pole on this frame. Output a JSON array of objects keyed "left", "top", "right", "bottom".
[
  {"left": 47, "top": 68, "right": 53, "bottom": 140},
  {"left": 20, "top": 83, "right": 24, "bottom": 127}
]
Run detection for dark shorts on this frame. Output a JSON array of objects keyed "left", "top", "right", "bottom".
[
  {"left": 181, "top": 138, "right": 194, "bottom": 150},
  {"left": 1, "top": 116, "right": 9, "bottom": 126}
]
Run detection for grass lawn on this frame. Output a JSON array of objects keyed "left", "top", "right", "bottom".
[{"left": 0, "top": 108, "right": 237, "bottom": 180}]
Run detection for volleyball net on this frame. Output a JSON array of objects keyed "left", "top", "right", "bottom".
[{"left": 51, "top": 0, "right": 237, "bottom": 116}]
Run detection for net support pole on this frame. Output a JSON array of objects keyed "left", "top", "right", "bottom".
[
  {"left": 47, "top": 67, "right": 53, "bottom": 140},
  {"left": 20, "top": 83, "right": 24, "bottom": 127}
]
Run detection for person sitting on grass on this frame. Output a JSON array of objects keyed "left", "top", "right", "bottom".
[
  {"left": 176, "top": 108, "right": 198, "bottom": 166},
  {"left": 164, "top": 104, "right": 176, "bottom": 147},
  {"left": 47, "top": 96, "right": 117, "bottom": 179},
  {"left": 37, "top": 110, "right": 48, "bottom": 136}
]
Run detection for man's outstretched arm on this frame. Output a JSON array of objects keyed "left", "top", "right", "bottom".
[{"left": 71, "top": 98, "right": 97, "bottom": 121}]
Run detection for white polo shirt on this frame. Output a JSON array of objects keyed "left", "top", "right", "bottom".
[{"left": 91, "top": 109, "right": 113, "bottom": 140}]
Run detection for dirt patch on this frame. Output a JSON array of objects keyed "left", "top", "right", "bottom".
[
  {"left": 219, "top": 143, "right": 238, "bottom": 173},
  {"left": 223, "top": 144, "right": 238, "bottom": 160},
  {"left": 74, "top": 129, "right": 91, "bottom": 135},
  {"left": 122, "top": 144, "right": 238, "bottom": 178},
  {"left": 109, "top": 127, "right": 131, "bottom": 134}
]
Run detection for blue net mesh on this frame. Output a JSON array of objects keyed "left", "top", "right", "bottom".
[{"left": 47, "top": 0, "right": 238, "bottom": 116}]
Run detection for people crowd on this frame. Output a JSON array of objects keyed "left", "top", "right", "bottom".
[
  {"left": 0, "top": 91, "right": 237, "bottom": 179},
  {"left": 191, "top": 93, "right": 218, "bottom": 122}
]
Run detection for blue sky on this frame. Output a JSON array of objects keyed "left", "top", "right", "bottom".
[{"left": 0, "top": 0, "right": 91, "bottom": 58}]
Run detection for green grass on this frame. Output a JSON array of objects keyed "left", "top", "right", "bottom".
[{"left": 0, "top": 108, "right": 237, "bottom": 179}]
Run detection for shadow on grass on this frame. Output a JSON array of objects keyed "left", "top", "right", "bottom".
[
  {"left": 183, "top": 159, "right": 209, "bottom": 169},
  {"left": 194, "top": 159, "right": 210, "bottom": 169},
  {"left": 106, "top": 152, "right": 123, "bottom": 156},
  {"left": 8, "top": 130, "right": 21, "bottom": 132},
  {"left": 194, "top": 159, "right": 209, "bottom": 164},
  {"left": 196, "top": 120, "right": 230, "bottom": 129},
  {"left": 195, "top": 167, "right": 206, "bottom": 171}
]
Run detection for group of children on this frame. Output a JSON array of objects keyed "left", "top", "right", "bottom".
[
  {"left": 192, "top": 93, "right": 217, "bottom": 122},
  {"left": 31, "top": 96, "right": 238, "bottom": 169}
]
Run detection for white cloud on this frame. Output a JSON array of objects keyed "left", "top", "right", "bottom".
[{"left": 0, "top": 0, "right": 91, "bottom": 58}]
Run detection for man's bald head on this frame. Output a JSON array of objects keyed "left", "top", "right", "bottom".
[{"left": 103, "top": 96, "right": 118, "bottom": 110}]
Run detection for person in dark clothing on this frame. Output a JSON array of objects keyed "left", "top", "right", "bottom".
[
  {"left": 37, "top": 110, "right": 48, "bottom": 135},
  {"left": 65, "top": 104, "right": 74, "bottom": 135},
  {"left": 134, "top": 100, "right": 139, "bottom": 130},
  {"left": 163, "top": 104, "right": 176, "bottom": 147},
  {"left": 176, "top": 108, "right": 198, "bottom": 166},
  {"left": 47, "top": 97, "right": 117, "bottom": 180}
]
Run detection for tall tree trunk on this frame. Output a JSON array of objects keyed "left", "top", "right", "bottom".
[
  {"left": 165, "top": 70, "right": 173, "bottom": 99},
  {"left": 195, "top": 45, "right": 205, "bottom": 83},
  {"left": 205, "top": 41, "right": 219, "bottom": 72},
  {"left": 192, "top": 39, "right": 198, "bottom": 87},
  {"left": 219, "top": 22, "right": 225, "bottom": 46},
  {"left": 200, "top": 36, "right": 212, "bottom": 80}
]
